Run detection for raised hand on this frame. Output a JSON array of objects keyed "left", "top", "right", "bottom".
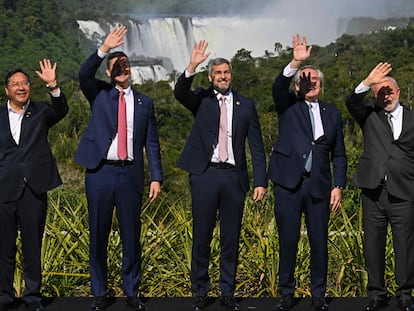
[
  {"left": 187, "top": 40, "right": 211, "bottom": 73},
  {"left": 292, "top": 34, "right": 312, "bottom": 63},
  {"left": 35, "top": 59, "right": 57, "bottom": 85},
  {"left": 363, "top": 62, "right": 392, "bottom": 87},
  {"left": 101, "top": 26, "right": 128, "bottom": 53}
]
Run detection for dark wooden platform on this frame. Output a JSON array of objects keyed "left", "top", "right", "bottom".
[{"left": 5, "top": 297, "right": 408, "bottom": 311}]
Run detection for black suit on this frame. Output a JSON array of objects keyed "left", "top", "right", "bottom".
[
  {"left": 0, "top": 94, "right": 68, "bottom": 305},
  {"left": 268, "top": 71, "right": 347, "bottom": 298},
  {"left": 174, "top": 72, "right": 267, "bottom": 296},
  {"left": 346, "top": 89, "right": 414, "bottom": 302}
]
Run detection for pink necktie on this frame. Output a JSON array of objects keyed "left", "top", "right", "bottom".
[
  {"left": 218, "top": 96, "right": 228, "bottom": 162},
  {"left": 117, "top": 90, "right": 127, "bottom": 160}
]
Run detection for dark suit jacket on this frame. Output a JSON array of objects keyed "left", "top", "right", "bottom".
[
  {"left": 75, "top": 51, "right": 163, "bottom": 193},
  {"left": 346, "top": 89, "right": 414, "bottom": 201},
  {"left": 0, "top": 94, "right": 68, "bottom": 202},
  {"left": 173, "top": 72, "right": 267, "bottom": 193},
  {"left": 268, "top": 72, "right": 347, "bottom": 199}
]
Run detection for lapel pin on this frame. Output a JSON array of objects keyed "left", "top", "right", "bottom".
[
  {"left": 236, "top": 101, "right": 240, "bottom": 106},
  {"left": 25, "top": 112, "right": 32, "bottom": 118}
]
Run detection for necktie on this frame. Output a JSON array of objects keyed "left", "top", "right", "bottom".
[
  {"left": 387, "top": 112, "right": 394, "bottom": 136},
  {"left": 218, "top": 96, "right": 228, "bottom": 162},
  {"left": 117, "top": 90, "right": 127, "bottom": 160},
  {"left": 304, "top": 103, "right": 315, "bottom": 172}
]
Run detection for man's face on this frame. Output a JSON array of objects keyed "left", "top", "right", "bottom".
[
  {"left": 373, "top": 78, "right": 400, "bottom": 112},
  {"left": 295, "top": 68, "right": 321, "bottom": 102},
  {"left": 208, "top": 63, "right": 232, "bottom": 94},
  {"left": 106, "top": 56, "right": 131, "bottom": 86},
  {"left": 5, "top": 72, "right": 31, "bottom": 108}
]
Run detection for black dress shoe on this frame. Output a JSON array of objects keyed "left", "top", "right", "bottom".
[
  {"left": 276, "top": 295, "right": 295, "bottom": 311},
  {"left": 126, "top": 297, "right": 145, "bottom": 310},
  {"left": 220, "top": 296, "right": 240, "bottom": 311},
  {"left": 364, "top": 299, "right": 388, "bottom": 311},
  {"left": 311, "top": 297, "right": 328, "bottom": 311},
  {"left": 399, "top": 300, "right": 414, "bottom": 311},
  {"left": 91, "top": 297, "right": 107, "bottom": 310},
  {"left": 192, "top": 296, "right": 208, "bottom": 310}
]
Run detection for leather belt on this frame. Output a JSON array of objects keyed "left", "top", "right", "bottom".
[
  {"left": 103, "top": 160, "right": 134, "bottom": 167},
  {"left": 209, "top": 162, "right": 236, "bottom": 169}
]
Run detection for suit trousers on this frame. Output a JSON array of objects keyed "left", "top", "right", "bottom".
[
  {"left": 274, "top": 177, "right": 330, "bottom": 298},
  {"left": 0, "top": 186, "right": 47, "bottom": 304},
  {"left": 86, "top": 164, "right": 143, "bottom": 297},
  {"left": 189, "top": 165, "right": 245, "bottom": 296},
  {"left": 362, "top": 185, "right": 414, "bottom": 301}
]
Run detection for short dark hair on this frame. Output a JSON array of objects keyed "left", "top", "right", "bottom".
[
  {"left": 208, "top": 58, "right": 232, "bottom": 75},
  {"left": 5, "top": 69, "right": 30, "bottom": 86},
  {"left": 107, "top": 51, "right": 128, "bottom": 69}
]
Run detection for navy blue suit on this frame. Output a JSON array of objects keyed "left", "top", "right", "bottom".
[
  {"left": 75, "top": 51, "right": 162, "bottom": 297},
  {"left": 174, "top": 72, "right": 267, "bottom": 296},
  {"left": 268, "top": 72, "right": 346, "bottom": 298},
  {"left": 0, "top": 94, "right": 68, "bottom": 305}
]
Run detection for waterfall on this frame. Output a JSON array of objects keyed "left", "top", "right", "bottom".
[{"left": 77, "top": 15, "right": 340, "bottom": 84}]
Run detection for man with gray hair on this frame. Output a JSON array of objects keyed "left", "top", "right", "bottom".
[
  {"left": 174, "top": 40, "right": 267, "bottom": 311},
  {"left": 346, "top": 62, "right": 414, "bottom": 311},
  {"left": 268, "top": 34, "right": 347, "bottom": 311}
]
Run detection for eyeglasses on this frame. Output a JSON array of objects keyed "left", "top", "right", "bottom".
[{"left": 8, "top": 81, "right": 30, "bottom": 89}]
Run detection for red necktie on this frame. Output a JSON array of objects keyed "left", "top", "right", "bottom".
[
  {"left": 218, "top": 96, "right": 228, "bottom": 162},
  {"left": 117, "top": 90, "right": 127, "bottom": 160}
]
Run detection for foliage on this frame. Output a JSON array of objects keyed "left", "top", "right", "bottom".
[{"left": 11, "top": 186, "right": 400, "bottom": 298}]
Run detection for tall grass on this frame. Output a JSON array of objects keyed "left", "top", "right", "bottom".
[{"left": 11, "top": 185, "right": 398, "bottom": 298}]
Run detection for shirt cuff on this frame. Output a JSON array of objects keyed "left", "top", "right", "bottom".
[
  {"left": 283, "top": 63, "right": 298, "bottom": 78},
  {"left": 97, "top": 48, "right": 108, "bottom": 59},
  {"left": 355, "top": 81, "right": 370, "bottom": 94},
  {"left": 185, "top": 70, "right": 196, "bottom": 78}
]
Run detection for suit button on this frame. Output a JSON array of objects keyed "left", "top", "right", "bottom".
[
  {"left": 303, "top": 154, "right": 307, "bottom": 159},
  {"left": 311, "top": 142, "right": 315, "bottom": 145}
]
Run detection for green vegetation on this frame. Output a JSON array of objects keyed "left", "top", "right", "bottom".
[{"left": 2, "top": 0, "right": 414, "bottom": 299}]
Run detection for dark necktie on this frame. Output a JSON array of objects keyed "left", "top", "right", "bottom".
[
  {"left": 387, "top": 112, "right": 394, "bottom": 136},
  {"left": 117, "top": 90, "right": 127, "bottom": 160}
]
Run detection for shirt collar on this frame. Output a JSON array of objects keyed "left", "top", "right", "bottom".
[
  {"left": 389, "top": 102, "right": 402, "bottom": 118},
  {"left": 7, "top": 100, "right": 30, "bottom": 114},
  {"left": 117, "top": 86, "right": 132, "bottom": 96}
]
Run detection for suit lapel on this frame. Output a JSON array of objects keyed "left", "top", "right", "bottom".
[
  {"left": 377, "top": 109, "right": 393, "bottom": 135},
  {"left": 0, "top": 106, "right": 15, "bottom": 145},
  {"left": 232, "top": 93, "right": 241, "bottom": 141},
  {"left": 300, "top": 101, "right": 314, "bottom": 139}
]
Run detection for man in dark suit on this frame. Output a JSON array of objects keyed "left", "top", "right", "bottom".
[
  {"left": 174, "top": 40, "right": 267, "bottom": 311},
  {"left": 0, "top": 60, "right": 68, "bottom": 311},
  {"left": 346, "top": 62, "right": 414, "bottom": 311},
  {"left": 75, "top": 26, "right": 163, "bottom": 311},
  {"left": 268, "top": 34, "right": 347, "bottom": 311}
]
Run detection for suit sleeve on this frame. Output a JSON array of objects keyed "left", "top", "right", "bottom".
[
  {"left": 145, "top": 101, "right": 163, "bottom": 183},
  {"left": 79, "top": 50, "right": 108, "bottom": 105},
  {"left": 248, "top": 103, "right": 268, "bottom": 188},
  {"left": 272, "top": 72, "right": 298, "bottom": 114},
  {"left": 173, "top": 72, "right": 202, "bottom": 114},
  {"left": 46, "top": 92, "right": 69, "bottom": 127},
  {"left": 331, "top": 109, "right": 347, "bottom": 188},
  {"left": 346, "top": 87, "right": 371, "bottom": 127}
]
